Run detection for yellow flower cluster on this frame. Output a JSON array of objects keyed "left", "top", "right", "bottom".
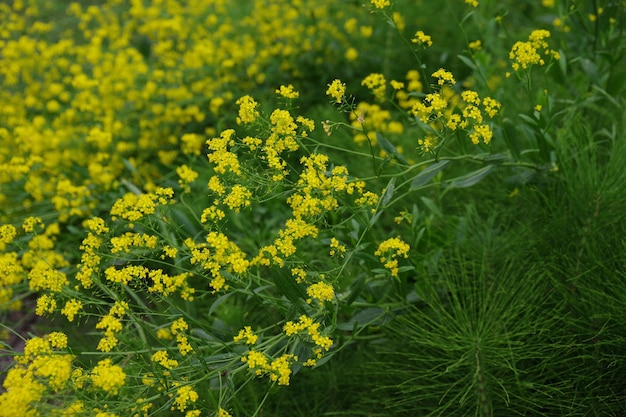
[
  {"left": 242, "top": 351, "right": 297, "bottom": 386},
  {"left": 371, "top": 0, "right": 391, "bottom": 8},
  {"left": 306, "top": 281, "right": 336, "bottom": 305},
  {"left": 236, "top": 95, "right": 260, "bottom": 125},
  {"left": 110, "top": 232, "right": 158, "bottom": 253},
  {"left": 362, "top": 73, "right": 387, "bottom": 101},
  {"left": 326, "top": 79, "right": 346, "bottom": 103},
  {"left": 509, "top": 29, "right": 560, "bottom": 71},
  {"left": 186, "top": 231, "right": 250, "bottom": 292},
  {"left": 330, "top": 237, "right": 347, "bottom": 257},
  {"left": 110, "top": 187, "right": 174, "bottom": 223},
  {"left": 171, "top": 384, "right": 199, "bottom": 413},
  {"left": 276, "top": 84, "right": 300, "bottom": 99},
  {"left": 375, "top": 237, "right": 411, "bottom": 277},
  {"left": 91, "top": 358, "right": 126, "bottom": 395},
  {"left": 95, "top": 301, "right": 129, "bottom": 352},
  {"left": 412, "top": 30, "right": 433, "bottom": 47},
  {"left": 171, "top": 318, "right": 194, "bottom": 356},
  {"left": 234, "top": 326, "right": 259, "bottom": 345},
  {"left": 2, "top": 333, "right": 75, "bottom": 416},
  {"left": 152, "top": 350, "right": 179, "bottom": 369},
  {"left": 283, "top": 315, "right": 333, "bottom": 365}
]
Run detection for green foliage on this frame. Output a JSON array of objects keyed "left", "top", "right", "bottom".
[{"left": 1, "top": 0, "right": 625, "bottom": 416}]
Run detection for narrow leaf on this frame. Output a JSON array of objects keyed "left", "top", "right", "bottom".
[
  {"left": 377, "top": 133, "right": 408, "bottom": 164},
  {"left": 420, "top": 196, "right": 442, "bottom": 217},
  {"left": 382, "top": 177, "right": 396, "bottom": 206},
  {"left": 457, "top": 54, "right": 478, "bottom": 72},
  {"left": 410, "top": 160, "right": 450, "bottom": 190},
  {"left": 448, "top": 165, "right": 495, "bottom": 188}
]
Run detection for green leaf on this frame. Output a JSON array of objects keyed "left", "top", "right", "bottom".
[
  {"left": 480, "top": 153, "right": 510, "bottom": 164},
  {"left": 410, "top": 160, "right": 450, "bottom": 190},
  {"left": 208, "top": 291, "right": 235, "bottom": 317},
  {"left": 377, "top": 133, "right": 408, "bottom": 164},
  {"left": 420, "top": 196, "right": 442, "bottom": 217},
  {"left": 382, "top": 177, "right": 396, "bottom": 206},
  {"left": 448, "top": 165, "right": 495, "bottom": 188},
  {"left": 335, "top": 307, "right": 388, "bottom": 331},
  {"left": 501, "top": 119, "right": 521, "bottom": 161},
  {"left": 273, "top": 270, "right": 307, "bottom": 307},
  {"left": 369, "top": 210, "right": 382, "bottom": 227},
  {"left": 457, "top": 54, "right": 478, "bottom": 72},
  {"left": 518, "top": 113, "right": 538, "bottom": 126}
]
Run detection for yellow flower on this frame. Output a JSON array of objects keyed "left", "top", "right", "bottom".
[
  {"left": 326, "top": 79, "right": 346, "bottom": 103},
  {"left": 345, "top": 47, "right": 358, "bottom": 61},
  {"left": 362, "top": 73, "right": 386, "bottom": 100},
  {"left": 236, "top": 95, "right": 260, "bottom": 124},
  {"left": 176, "top": 164, "right": 199, "bottom": 188},
  {"left": 171, "top": 385, "right": 198, "bottom": 412},
  {"left": 411, "top": 30, "right": 432, "bottom": 47},
  {"left": 0, "top": 224, "right": 17, "bottom": 246},
  {"left": 269, "top": 354, "right": 296, "bottom": 385},
  {"left": 151, "top": 350, "right": 179, "bottom": 369},
  {"left": 370, "top": 0, "right": 390, "bottom": 8},
  {"left": 509, "top": 30, "right": 558, "bottom": 71},
  {"left": 218, "top": 408, "right": 233, "bottom": 417},
  {"left": 306, "top": 282, "right": 335, "bottom": 304},
  {"left": 275, "top": 84, "right": 300, "bottom": 99},
  {"left": 375, "top": 237, "right": 410, "bottom": 277},
  {"left": 22, "top": 216, "right": 44, "bottom": 233},
  {"left": 91, "top": 359, "right": 126, "bottom": 395},
  {"left": 469, "top": 40, "right": 482, "bottom": 51},
  {"left": 234, "top": 326, "right": 258, "bottom": 345}
]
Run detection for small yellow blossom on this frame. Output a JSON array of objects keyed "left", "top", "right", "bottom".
[
  {"left": 236, "top": 95, "right": 260, "bottom": 124},
  {"left": 276, "top": 84, "right": 300, "bottom": 99},
  {"left": 171, "top": 385, "right": 199, "bottom": 412},
  {"left": 22, "top": 216, "right": 44, "bottom": 233},
  {"left": 411, "top": 31, "right": 432, "bottom": 47},
  {"left": 345, "top": 47, "right": 358, "bottom": 61},
  {"left": 469, "top": 40, "right": 482, "bottom": 51},
  {"left": 218, "top": 409, "right": 233, "bottom": 417},
  {"left": 431, "top": 68, "right": 456, "bottom": 86},
  {"left": 61, "top": 299, "right": 83, "bottom": 322},
  {"left": 91, "top": 359, "right": 126, "bottom": 395},
  {"left": 151, "top": 350, "right": 179, "bottom": 369},
  {"left": 177, "top": 164, "right": 199, "bottom": 188},
  {"left": 326, "top": 79, "right": 346, "bottom": 103},
  {"left": 370, "top": 0, "right": 390, "bottom": 8},
  {"left": 375, "top": 237, "right": 410, "bottom": 277},
  {"left": 306, "top": 282, "right": 335, "bottom": 304},
  {"left": 234, "top": 326, "right": 259, "bottom": 345},
  {"left": 362, "top": 73, "right": 386, "bottom": 100}
]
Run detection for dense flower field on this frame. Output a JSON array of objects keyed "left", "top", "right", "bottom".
[{"left": 1, "top": 0, "right": 625, "bottom": 416}]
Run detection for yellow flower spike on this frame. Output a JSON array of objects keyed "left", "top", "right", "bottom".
[{"left": 236, "top": 95, "right": 260, "bottom": 124}]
